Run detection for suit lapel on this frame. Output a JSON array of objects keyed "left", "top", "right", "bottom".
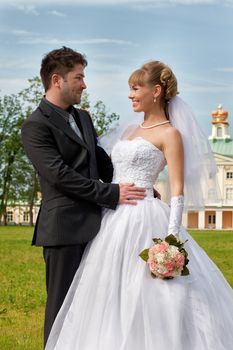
[
  {"left": 77, "top": 109, "right": 99, "bottom": 179},
  {"left": 74, "top": 109, "right": 95, "bottom": 148},
  {"left": 39, "top": 100, "right": 89, "bottom": 150}
]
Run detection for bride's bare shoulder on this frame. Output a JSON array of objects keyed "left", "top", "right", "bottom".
[
  {"left": 164, "top": 125, "right": 181, "bottom": 137},
  {"left": 162, "top": 125, "right": 183, "bottom": 147}
]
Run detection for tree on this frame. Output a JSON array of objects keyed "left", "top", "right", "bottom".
[
  {"left": 80, "top": 92, "right": 120, "bottom": 136},
  {"left": 0, "top": 94, "right": 25, "bottom": 224},
  {"left": 0, "top": 77, "right": 43, "bottom": 225},
  {"left": 18, "top": 77, "right": 44, "bottom": 225}
]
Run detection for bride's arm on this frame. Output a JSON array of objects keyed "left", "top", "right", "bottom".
[{"left": 163, "top": 127, "right": 184, "bottom": 237}]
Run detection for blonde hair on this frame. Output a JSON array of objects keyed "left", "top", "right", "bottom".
[{"left": 128, "top": 61, "right": 178, "bottom": 102}]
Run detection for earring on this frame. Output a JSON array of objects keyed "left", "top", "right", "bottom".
[{"left": 153, "top": 97, "right": 157, "bottom": 103}]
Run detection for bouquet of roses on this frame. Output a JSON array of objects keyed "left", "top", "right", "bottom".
[{"left": 139, "top": 234, "right": 189, "bottom": 279}]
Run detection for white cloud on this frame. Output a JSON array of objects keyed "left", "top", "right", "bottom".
[
  {"left": 160, "top": 0, "right": 217, "bottom": 4},
  {"left": 11, "top": 29, "right": 38, "bottom": 37},
  {"left": 0, "top": 79, "right": 29, "bottom": 95},
  {"left": 47, "top": 10, "right": 66, "bottom": 17},
  {"left": 215, "top": 67, "right": 233, "bottom": 73},
  {"left": 176, "top": 72, "right": 233, "bottom": 95},
  {"left": 7, "top": 29, "right": 135, "bottom": 47},
  {"left": 0, "top": 57, "right": 37, "bottom": 70},
  {"left": 18, "top": 37, "right": 135, "bottom": 46},
  {"left": 13, "top": 4, "right": 39, "bottom": 15},
  {"left": 2, "top": 0, "right": 232, "bottom": 6},
  {"left": 182, "top": 82, "right": 233, "bottom": 93}
]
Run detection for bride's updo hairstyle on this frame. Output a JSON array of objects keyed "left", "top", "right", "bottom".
[{"left": 128, "top": 61, "right": 179, "bottom": 118}]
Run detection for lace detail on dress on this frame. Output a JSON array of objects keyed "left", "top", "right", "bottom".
[{"left": 111, "top": 137, "right": 166, "bottom": 197}]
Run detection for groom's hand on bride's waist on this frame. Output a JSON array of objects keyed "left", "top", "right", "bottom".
[{"left": 118, "top": 183, "right": 146, "bottom": 205}]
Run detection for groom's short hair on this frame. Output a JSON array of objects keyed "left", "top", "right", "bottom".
[{"left": 40, "top": 46, "right": 88, "bottom": 91}]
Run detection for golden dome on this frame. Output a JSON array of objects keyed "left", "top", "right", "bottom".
[{"left": 211, "top": 104, "right": 228, "bottom": 124}]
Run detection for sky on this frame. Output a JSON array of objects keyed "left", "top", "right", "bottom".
[{"left": 1, "top": 0, "right": 233, "bottom": 136}]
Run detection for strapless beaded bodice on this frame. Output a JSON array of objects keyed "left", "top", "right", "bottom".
[{"left": 111, "top": 137, "right": 166, "bottom": 197}]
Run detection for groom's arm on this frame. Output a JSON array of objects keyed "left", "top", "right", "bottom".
[{"left": 21, "top": 119, "right": 119, "bottom": 210}]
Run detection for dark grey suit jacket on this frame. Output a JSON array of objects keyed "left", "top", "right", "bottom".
[{"left": 21, "top": 99, "right": 119, "bottom": 246}]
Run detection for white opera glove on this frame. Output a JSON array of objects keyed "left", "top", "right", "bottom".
[{"left": 167, "top": 195, "right": 184, "bottom": 238}]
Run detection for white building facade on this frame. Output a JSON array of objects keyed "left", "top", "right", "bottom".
[{"left": 182, "top": 105, "right": 233, "bottom": 229}]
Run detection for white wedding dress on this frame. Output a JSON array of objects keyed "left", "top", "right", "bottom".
[{"left": 46, "top": 137, "right": 233, "bottom": 350}]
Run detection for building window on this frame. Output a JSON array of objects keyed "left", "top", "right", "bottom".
[
  {"left": 208, "top": 189, "right": 216, "bottom": 201},
  {"left": 226, "top": 172, "right": 233, "bottom": 179},
  {"left": 208, "top": 215, "right": 216, "bottom": 225},
  {"left": 226, "top": 188, "right": 233, "bottom": 200},
  {"left": 23, "top": 211, "right": 30, "bottom": 222},
  {"left": 217, "top": 127, "right": 222, "bottom": 137},
  {"left": 7, "top": 211, "right": 13, "bottom": 223}
]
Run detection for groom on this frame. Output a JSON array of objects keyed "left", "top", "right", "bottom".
[{"left": 21, "top": 47, "right": 146, "bottom": 346}]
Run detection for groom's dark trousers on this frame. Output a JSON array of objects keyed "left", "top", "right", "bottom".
[{"left": 21, "top": 98, "right": 119, "bottom": 347}]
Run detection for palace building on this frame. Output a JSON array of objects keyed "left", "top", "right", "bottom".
[{"left": 184, "top": 104, "right": 233, "bottom": 229}]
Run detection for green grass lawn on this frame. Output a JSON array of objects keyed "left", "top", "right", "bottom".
[
  {"left": 0, "top": 227, "right": 45, "bottom": 350},
  {"left": 189, "top": 230, "right": 233, "bottom": 287},
  {"left": 0, "top": 227, "right": 232, "bottom": 350}
]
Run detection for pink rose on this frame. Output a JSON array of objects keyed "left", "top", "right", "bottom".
[
  {"left": 165, "top": 261, "right": 175, "bottom": 271},
  {"left": 157, "top": 242, "right": 169, "bottom": 253},
  {"left": 148, "top": 259, "right": 157, "bottom": 272},
  {"left": 149, "top": 242, "right": 169, "bottom": 256},
  {"left": 164, "top": 271, "right": 173, "bottom": 278},
  {"left": 175, "top": 254, "right": 185, "bottom": 268}
]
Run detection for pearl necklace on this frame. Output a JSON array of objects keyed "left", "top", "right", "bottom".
[{"left": 139, "top": 120, "right": 170, "bottom": 129}]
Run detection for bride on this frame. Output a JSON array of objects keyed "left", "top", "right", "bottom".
[{"left": 45, "top": 61, "right": 233, "bottom": 350}]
